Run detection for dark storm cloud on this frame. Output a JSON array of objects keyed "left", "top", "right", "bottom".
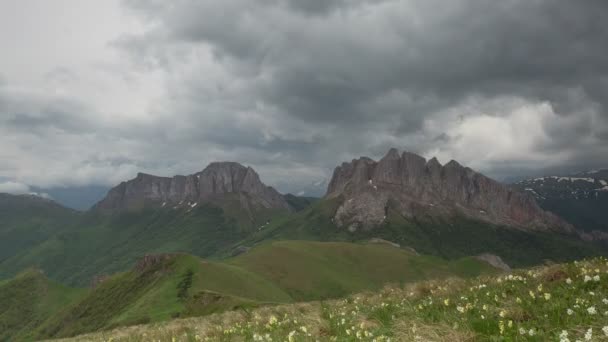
[
  {"left": 115, "top": 0, "right": 606, "bottom": 185},
  {"left": 4, "top": 0, "right": 607, "bottom": 194},
  {"left": 0, "top": 87, "right": 93, "bottom": 134}
]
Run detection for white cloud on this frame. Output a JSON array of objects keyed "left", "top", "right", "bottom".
[
  {"left": 0, "top": 181, "right": 53, "bottom": 199},
  {"left": 421, "top": 96, "right": 606, "bottom": 178},
  {"left": 0, "top": 181, "right": 30, "bottom": 194}
]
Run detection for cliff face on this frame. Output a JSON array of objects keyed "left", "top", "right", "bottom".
[
  {"left": 326, "top": 148, "right": 573, "bottom": 233},
  {"left": 93, "top": 162, "right": 291, "bottom": 213}
]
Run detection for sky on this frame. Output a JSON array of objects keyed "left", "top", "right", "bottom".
[{"left": 1, "top": 0, "right": 607, "bottom": 199}]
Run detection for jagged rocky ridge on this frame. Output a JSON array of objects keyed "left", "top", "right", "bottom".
[
  {"left": 93, "top": 162, "right": 291, "bottom": 212},
  {"left": 326, "top": 148, "right": 573, "bottom": 233}
]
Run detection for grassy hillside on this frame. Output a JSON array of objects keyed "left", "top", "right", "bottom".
[
  {"left": 0, "top": 269, "right": 84, "bottom": 341},
  {"left": 229, "top": 241, "right": 498, "bottom": 301},
  {"left": 0, "top": 201, "right": 288, "bottom": 286},
  {"left": 52, "top": 256, "right": 608, "bottom": 342},
  {"left": 237, "top": 198, "right": 606, "bottom": 268},
  {"left": 539, "top": 197, "right": 608, "bottom": 233},
  {"left": 18, "top": 241, "right": 496, "bottom": 340},
  {"left": 0, "top": 193, "right": 78, "bottom": 262},
  {"left": 32, "top": 253, "right": 285, "bottom": 340},
  {"left": 2, "top": 193, "right": 602, "bottom": 289}
]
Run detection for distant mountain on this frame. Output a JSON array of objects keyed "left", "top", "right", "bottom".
[
  {"left": 0, "top": 192, "right": 71, "bottom": 213},
  {"left": 514, "top": 169, "right": 608, "bottom": 200},
  {"left": 0, "top": 163, "right": 296, "bottom": 286},
  {"left": 0, "top": 193, "right": 77, "bottom": 262},
  {"left": 93, "top": 162, "right": 292, "bottom": 213},
  {"left": 0, "top": 156, "right": 604, "bottom": 290},
  {"left": 513, "top": 169, "right": 608, "bottom": 235},
  {"left": 326, "top": 148, "right": 571, "bottom": 233}
]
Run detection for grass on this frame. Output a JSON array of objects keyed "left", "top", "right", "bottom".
[
  {"left": 0, "top": 200, "right": 288, "bottom": 286},
  {"left": 229, "top": 241, "right": 498, "bottom": 301},
  {"left": 0, "top": 269, "right": 85, "bottom": 341},
  {"left": 0, "top": 193, "right": 78, "bottom": 262},
  {"left": 3, "top": 241, "right": 498, "bottom": 341},
  {"left": 50, "top": 257, "right": 608, "bottom": 341},
  {"left": 31, "top": 254, "right": 290, "bottom": 340}
]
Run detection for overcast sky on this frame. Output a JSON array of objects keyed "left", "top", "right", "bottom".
[{"left": 1, "top": 0, "right": 607, "bottom": 196}]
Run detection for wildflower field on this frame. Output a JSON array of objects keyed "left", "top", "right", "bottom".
[{"left": 54, "top": 257, "right": 608, "bottom": 342}]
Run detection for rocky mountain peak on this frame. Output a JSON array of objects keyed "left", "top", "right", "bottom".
[
  {"left": 327, "top": 148, "right": 573, "bottom": 233},
  {"left": 385, "top": 148, "right": 400, "bottom": 159},
  {"left": 92, "top": 162, "right": 291, "bottom": 213}
]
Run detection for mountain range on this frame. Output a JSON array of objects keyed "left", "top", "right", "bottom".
[
  {"left": 0, "top": 147, "right": 606, "bottom": 340},
  {"left": 512, "top": 169, "right": 608, "bottom": 238}
]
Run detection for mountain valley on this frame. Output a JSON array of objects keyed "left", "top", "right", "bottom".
[{"left": 0, "top": 149, "right": 606, "bottom": 341}]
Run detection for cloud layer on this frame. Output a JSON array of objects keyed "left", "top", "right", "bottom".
[{"left": 1, "top": 0, "right": 607, "bottom": 195}]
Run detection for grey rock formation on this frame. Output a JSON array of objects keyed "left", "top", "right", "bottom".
[
  {"left": 93, "top": 162, "right": 292, "bottom": 213},
  {"left": 326, "top": 148, "right": 574, "bottom": 233}
]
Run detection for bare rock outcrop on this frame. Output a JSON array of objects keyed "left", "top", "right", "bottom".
[
  {"left": 326, "top": 148, "right": 574, "bottom": 233},
  {"left": 93, "top": 162, "right": 292, "bottom": 213},
  {"left": 134, "top": 254, "right": 177, "bottom": 273}
]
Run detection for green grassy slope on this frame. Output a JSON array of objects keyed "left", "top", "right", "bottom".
[
  {"left": 0, "top": 269, "right": 84, "bottom": 342},
  {"left": 0, "top": 194, "right": 78, "bottom": 262},
  {"left": 32, "top": 253, "right": 292, "bottom": 340},
  {"left": 0, "top": 201, "right": 288, "bottom": 286},
  {"left": 60, "top": 256, "right": 608, "bottom": 342},
  {"left": 28, "top": 241, "right": 498, "bottom": 340},
  {"left": 229, "top": 240, "right": 498, "bottom": 301},
  {"left": 237, "top": 198, "right": 606, "bottom": 268}
]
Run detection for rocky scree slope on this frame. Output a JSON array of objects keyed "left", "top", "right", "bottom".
[
  {"left": 93, "top": 162, "right": 292, "bottom": 213},
  {"left": 326, "top": 148, "right": 573, "bottom": 233}
]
